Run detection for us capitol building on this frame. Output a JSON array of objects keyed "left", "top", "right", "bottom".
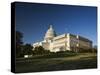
[{"left": 33, "top": 25, "right": 92, "bottom": 52}]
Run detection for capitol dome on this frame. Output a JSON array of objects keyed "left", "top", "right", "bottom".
[{"left": 44, "top": 25, "right": 56, "bottom": 40}]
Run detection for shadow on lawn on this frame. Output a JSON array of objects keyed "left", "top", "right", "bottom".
[{"left": 15, "top": 53, "right": 97, "bottom": 73}]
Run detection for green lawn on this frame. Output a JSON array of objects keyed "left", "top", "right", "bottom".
[{"left": 15, "top": 53, "right": 97, "bottom": 73}]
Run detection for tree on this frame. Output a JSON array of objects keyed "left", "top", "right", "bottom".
[
  {"left": 33, "top": 46, "right": 50, "bottom": 55},
  {"left": 92, "top": 45, "right": 97, "bottom": 53},
  {"left": 16, "top": 31, "right": 23, "bottom": 45},
  {"left": 23, "top": 44, "right": 33, "bottom": 55},
  {"left": 33, "top": 46, "right": 44, "bottom": 55},
  {"left": 16, "top": 31, "right": 23, "bottom": 57}
]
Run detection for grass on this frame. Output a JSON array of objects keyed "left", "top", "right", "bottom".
[
  {"left": 16, "top": 52, "right": 77, "bottom": 61},
  {"left": 15, "top": 53, "right": 97, "bottom": 73}
]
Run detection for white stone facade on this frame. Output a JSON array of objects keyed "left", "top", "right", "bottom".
[{"left": 33, "top": 25, "right": 92, "bottom": 52}]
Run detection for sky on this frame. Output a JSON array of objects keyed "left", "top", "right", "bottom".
[{"left": 15, "top": 2, "right": 97, "bottom": 46}]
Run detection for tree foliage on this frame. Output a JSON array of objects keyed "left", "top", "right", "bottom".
[
  {"left": 16, "top": 31, "right": 23, "bottom": 45},
  {"left": 33, "top": 46, "right": 50, "bottom": 55},
  {"left": 16, "top": 31, "right": 23, "bottom": 57},
  {"left": 23, "top": 44, "right": 33, "bottom": 55}
]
